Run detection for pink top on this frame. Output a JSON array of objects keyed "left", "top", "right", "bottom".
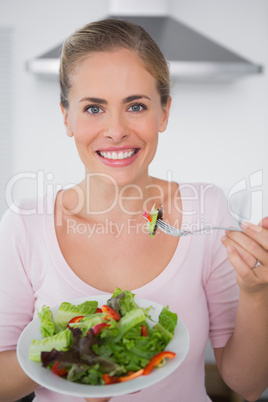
[{"left": 0, "top": 183, "right": 239, "bottom": 402}]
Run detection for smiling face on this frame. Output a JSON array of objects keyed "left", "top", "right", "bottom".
[{"left": 61, "top": 49, "right": 171, "bottom": 188}]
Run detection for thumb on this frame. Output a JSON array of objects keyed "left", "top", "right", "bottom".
[{"left": 258, "top": 217, "right": 268, "bottom": 229}]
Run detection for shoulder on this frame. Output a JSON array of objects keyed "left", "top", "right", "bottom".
[
  {"left": 179, "top": 182, "right": 224, "bottom": 199},
  {"left": 179, "top": 182, "right": 233, "bottom": 227},
  {"left": 179, "top": 181, "right": 225, "bottom": 209},
  {"left": 0, "top": 192, "right": 52, "bottom": 232}
]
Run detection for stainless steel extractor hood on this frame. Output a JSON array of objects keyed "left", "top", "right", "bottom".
[{"left": 26, "top": 16, "right": 263, "bottom": 81}]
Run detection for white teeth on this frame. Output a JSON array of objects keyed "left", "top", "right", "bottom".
[{"left": 99, "top": 150, "right": 136, "bottom": 160}]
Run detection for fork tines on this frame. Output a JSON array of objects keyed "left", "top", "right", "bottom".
[{"left": 156, "top": 219, "right": 182, "bottom": 236}]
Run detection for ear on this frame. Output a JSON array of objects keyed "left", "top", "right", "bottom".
[
  {"left": 159, "top": 96, "right": 172, "bottom": 133},
  {"left": 60, "top": 103, "right": 74, "bottom": 137}
]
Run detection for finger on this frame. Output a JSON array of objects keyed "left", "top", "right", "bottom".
[
  {"left": 258, "top": 217, "right": 268, "bottom": 230},
  {"left": 226, "top": 245, "right": 268, "bottom": 295},
  {"left": 224, "top": 230, "right": 268, "bottom": 267},
  {"left": 226, "top": 245, "right": 253, "bottom": 277},
  {"left": 224, "top": 232, "right": 268, "bottom": 268},
  {"left": 240, "top": 221, "right": 268, "bottom": 251},
  {"left": 221, "top": 235, "right": 258, "bottom": 268}
]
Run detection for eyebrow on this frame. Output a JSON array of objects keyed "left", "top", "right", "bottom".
[
  {"left": 122, "top": 95, "right": 151, "bottom": 103},
  {"left": 79, "top": 97, "right": 108, "bottom": 105},
  {"left": 79, "top": 95, "right": 151, "bottom": 104}
]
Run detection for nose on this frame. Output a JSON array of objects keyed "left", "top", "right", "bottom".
[{"left": 104, "top": 113, "right": 128, "bottom": 142}]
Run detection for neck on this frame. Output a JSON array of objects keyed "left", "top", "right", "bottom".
[{"left": 73, "top": 173, "right": 163, "bottom": 221}]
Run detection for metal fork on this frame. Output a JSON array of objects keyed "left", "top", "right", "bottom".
[{"left": 156, "top": 219, "right": 243, "bottom": 237}]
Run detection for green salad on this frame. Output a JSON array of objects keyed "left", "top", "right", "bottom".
[
  {"left": 28, "top": 288, "right": 178, "bottom": 385},
  {"left": 143, "top": 204, "right": 163, "bottom": 237}
]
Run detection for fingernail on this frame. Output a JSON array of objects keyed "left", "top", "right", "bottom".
[
  {"left": 241, "top": 221, "right": 262, "bottom": 232},
  {"left": 221, "top": 235, "right": 227, "bottom": 242},
  {"left": 227, "top": 246, "right": 235, "bottom": 253}
]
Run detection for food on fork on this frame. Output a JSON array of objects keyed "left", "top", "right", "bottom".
[{"left": 143, "top": 204, "right": 163, "bottom": 237}]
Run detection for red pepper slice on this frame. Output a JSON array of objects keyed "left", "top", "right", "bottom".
[
  {"left": 102, "top": 369, "right": 144, "bottom": 384},
  {"left": 67, "top": 315, "right": 85, "bottom": 327},
  {"left": 51, "top": 361, "right": 68, "bottom": 377},
  {"left": 142, "top": 211, "right": 152, "bottom": 222},
  {"left": 102, "top": 373, "right": 120, "bottom": 384},
  {"left": 141, "top": 325, "right": 148, "bottom": 337},
  {"left": 119, "top": 369, "right": 144, "bottom": 382},
  {"left": 92, "top": 322, "right": 110, "bottom": 336},
  {"left": 101, "top": 305, "right": 121, "bottom": 321},
  {"left": 143, "top": 351, "right": 176, "bottom": 375}
]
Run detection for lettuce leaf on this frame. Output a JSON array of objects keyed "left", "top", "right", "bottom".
[
  {"left": 68, "top": 314, "right": 106, "bottom": 337},
  {"left": 67, "top": 363, "right": 104, "bottom": 384},
  {"left": 41, "top": 328, "right": 124, "bottom": 383},
  {"left": 38, "top": 305, "right": 56, "bottom": 337},
  {"left": 153, "top": 306, "right": 178, "bottom": 344},
  {"left": 29, "top": 328, "right": 73, "bottom": 362},
  {"left": 108, "top": 288, "right": 140, "bottom": 317},
  {"left": 145, "top": 204, "right": 163, "bottom": 237},
  {"left": 55, "top": 300, "right": 98, "bottom": 329},
  {"left": 146, "top": 204, "right": 159, "bottom": 236},
  {"left": 114, "top": 308, "right": 146, "bottom": 341},
  {"left": 159, "top": 306, "right": 178, "bottom": 334}
]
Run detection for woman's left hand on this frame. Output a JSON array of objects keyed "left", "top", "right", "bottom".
[{"left": 221, "top": 217, "right": 268, "bottom": 295}]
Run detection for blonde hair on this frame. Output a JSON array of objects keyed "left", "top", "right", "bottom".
[{"left": 59, "top": 18, "right": 170, "bottom": 108}]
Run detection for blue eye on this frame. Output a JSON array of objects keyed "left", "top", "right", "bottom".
[
  {"left": 87, "top": 106, "right": 103, "bottom": 114},
  {"left": 129, "top": 104, "right": 146, "bottom": 112}
]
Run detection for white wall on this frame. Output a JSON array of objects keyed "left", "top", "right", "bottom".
[
  {"left": 153, "top": 0, "right": 268, "bottom": 224},
  {"left": 0, "top": 0, "right": 109, "bottom": 209},
  {"left": 1, "top": 0, "right": 268, "bottom": 397}
]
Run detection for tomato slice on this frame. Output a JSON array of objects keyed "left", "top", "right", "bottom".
[
  {"left": 92, "top": 322, "right": 110, "bottom": 336},
  {"left": 101, "top": 305, "right": 121, "bottom": 321},
  {"left": 51, "top": 361, "right": 68, "bottom": 377},
  {"left": 141, "top": 325, "right": 148, "bottom": 337},
  {"left": 142, "top": 211, "right": 152, "bottom": 222},
  {"left": 95, "top": 307, "right": 102, "bottom": 313},
  {"left": 67, "top": 315, "right": 84, "bottom": 327}
]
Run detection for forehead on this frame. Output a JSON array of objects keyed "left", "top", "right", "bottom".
[{"left": 69, "top": 49, "right": 159, "bottom": 100}]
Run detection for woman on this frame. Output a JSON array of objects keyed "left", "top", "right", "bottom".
[{"left": 0, "top": 18, "right": 268, "bottom": 402}]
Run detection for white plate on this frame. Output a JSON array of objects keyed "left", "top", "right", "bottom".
[{"left": 17, "top": 295, "right": 190, "bottom": 398}]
